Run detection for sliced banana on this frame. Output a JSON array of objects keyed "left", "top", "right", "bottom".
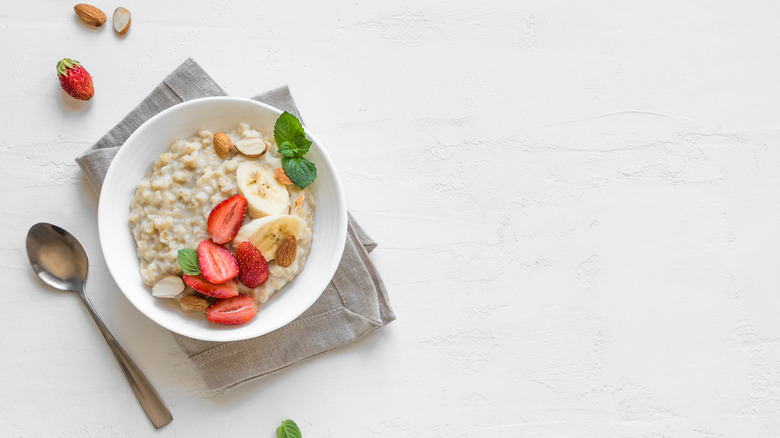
[
  {"left": 236, "top": 161, "right": 289, "bottom": 218},
  {"left": 233, "top": 214, "right": 306, "bottom": 260}
]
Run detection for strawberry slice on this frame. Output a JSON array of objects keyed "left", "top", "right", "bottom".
[
  {"left": 183, "top": 274, "right": 238, "bottom": 299},
  {"left": 206, "top": 294, "right": 259, "bottom": 325},
  {"left": 198, "top": 239, "right": 239, "bottom": 284},
  {"left": 236, "top": 241, "right": 269, "bottom": 288},
  {"left": 207, "top": 194, "right": 247, "bottom": 244}
]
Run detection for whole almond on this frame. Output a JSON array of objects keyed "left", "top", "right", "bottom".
[
  {"left": 112, "top": 7, "right": 131, "bottom": 35},
  {"left": 180, "top": 295, "right": 211, "bottom": 312},
  {"left": 275, "top": 235, "right": 297, "bottom": 267},
  {"left": 212, "top": 132, "right": 231, "bottom": 158},
  {"left": 74, "top": 4, "right": 107, "bottom": 27}
]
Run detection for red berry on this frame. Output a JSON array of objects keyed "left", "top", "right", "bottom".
[
  {"left": 197, "top": 240, "right": 239, "bottom": 284},
  {"left": 57, "top": 58, "right": 94, "bottom": 101},
  {"left": 207, "top": 194, "right": 247, "bottom": 244},
  {"left": 206, "top": 294, "right": 258, "bottom": 325},
  {"left": 182, "top": 274, "right": 238, "bottom": 299},
  {"left": 236, "top": 241, "right": 269, "bottom": 288}
]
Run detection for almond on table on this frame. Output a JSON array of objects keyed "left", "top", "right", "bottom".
[
  {"left": 74, "top": 3, "right": 106, "bottom": 27},
  {"left": 112, "top": 7, "right": 131, "bottom": 35}
]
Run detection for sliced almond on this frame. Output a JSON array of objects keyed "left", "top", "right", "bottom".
[
  {"left": 112, "top": 7, "right": 131, "bottom": 35},
  {"left": 152, "top": 275, "right": 185, "bottom": 298},
  {"left": 74, "top": 4, "right": 107, "bottom": 27},
  {"left": 295, "top": 194, "right": 304, "bottom": 208},
  {"left": 180, "top": 295, "right": 211, "bottom": 312},
  {"left": 234, "top": 138, "right": 269, "bottom": 157},
  {"left": 275, "top": 235, "right": 297, "bottom": 267},
  {"left": 212, "top": 132, "right": 232, "bottom": 158},
  {"left": 274, "top": 167, "right": 293, "bottom": 185}
]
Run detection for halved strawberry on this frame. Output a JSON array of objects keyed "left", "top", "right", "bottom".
[
  {"left": 206, "top": 294, "right": 258, "bottom": 325},
  {"left": 198, "top": 240, "right": 239, "bottom": 283},
  {"left": 183, "top": 274, "right": 239, "bottom": 299},
  {"left": 207, "top": 194, "right": 247, "bottom": 244},
  {"left": 236, "top": 241, "right": 269, "bottom": 288}
]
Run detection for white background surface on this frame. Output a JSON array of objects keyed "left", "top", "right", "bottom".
[{"left": 3, "top": 1, "right": 780, "bottom": 436}]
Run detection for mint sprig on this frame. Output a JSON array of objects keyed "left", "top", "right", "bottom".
[
  {"left": 276, "top": 419, "right": 302, "bottom": 438},
  {"left": 177, "top": 248, "right": 200, "bottom": 275},
  {"left": 274, "top": 112, "right": 317, "bottom": 189}
]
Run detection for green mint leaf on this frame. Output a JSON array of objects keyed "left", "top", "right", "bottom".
[
  {"left": 274, "top": 111, "right": 305, "bottom": 146},
  {"left": 276, "top": 420, "right": 301, "bottom": 438},
  {"left": 282, "top": 156, "right": 317, "bottom": 189},
  {"left": 293, "top": 136, "right": 312, "bottom": 156},
  {"left": 177, "top": 248, "right": 200, "bottom": 275},
  {"left": 274, "top": 112, "right": 316, "bottom": 187},
  {"left": 278, "top": 141, "right": 297, "bottom": 158}
]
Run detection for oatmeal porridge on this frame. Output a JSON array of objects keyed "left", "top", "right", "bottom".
[{"left": 129, "top": 122, "right": 315, "bottom": 308}]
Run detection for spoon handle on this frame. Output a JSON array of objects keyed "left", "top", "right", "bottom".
[{"left": 78, "top": 292, "right": 173, "bottom": 429}]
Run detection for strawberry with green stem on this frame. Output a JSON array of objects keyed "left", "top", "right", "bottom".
[{"left": 57, "top": 58, "right": 94, "bottom": 101}]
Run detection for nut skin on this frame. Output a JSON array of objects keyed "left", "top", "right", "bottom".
[
  {"left": 74, "top": 4, "right": 107, "bottom": 27},
  {"left": 275, "top": 235, "right": 297, "bottom": 267},
  {"left": 274, "top": 167, "right": 293, "bottom": 185},
  {"left": 180, "top": 295, "right": 211, "bottom": 312},
  {"left": 213, "top": 132, "right": 232, "bottom": 158}
]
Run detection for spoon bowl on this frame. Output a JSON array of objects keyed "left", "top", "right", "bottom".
[
  {"left": 25, "top": 223, "right": 172, "bottom": 429},
  {"left": 26, "top": 223, "right": 88, "bottom": 293}
]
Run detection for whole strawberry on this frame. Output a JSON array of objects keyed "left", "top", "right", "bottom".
[
  {"left": 57, "top": 58, "right": 94, "bottom": 101},
  {"left": 236, "top": 241, "right": 269, "bottom": 288}
]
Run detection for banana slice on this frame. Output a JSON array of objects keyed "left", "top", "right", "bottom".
[
  {"left": 233, "top": 214, "right": 307, "bottom": 260},
  {"left": 236, "top": 161, "right": 289, "bottom": 218}
]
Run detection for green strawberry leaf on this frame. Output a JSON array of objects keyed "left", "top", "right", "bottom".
[
  {"left": 274, "top": 111, "right": 305, "bottom": 146},
  {"left": 177, "top": 248, "right": 200, "bottom": 275},
  {"left": 57, "top": 58, "right": 80, "bottom": 76},
  {"left": 276, "top": 420, "right": 302, "bottom": 438},
  {"left": 282, "top": 156, "right": 317, "bottom": 189}
]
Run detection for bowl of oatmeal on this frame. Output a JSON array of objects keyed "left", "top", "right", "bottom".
[{"left": 98, "top": 97, "right": 347, "bottom": 342}]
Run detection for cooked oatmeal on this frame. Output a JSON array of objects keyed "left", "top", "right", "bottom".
[{"left": 129, "top": 122, "right": 314, "bottom": 303}]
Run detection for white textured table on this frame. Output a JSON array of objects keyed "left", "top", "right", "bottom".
[{"left": 4, "top": 1, "right": 780, "bottom": 436}]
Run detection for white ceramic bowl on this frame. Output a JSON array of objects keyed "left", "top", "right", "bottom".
[{"left": 98, "top": 97, "right": 347, "bottom": 342}]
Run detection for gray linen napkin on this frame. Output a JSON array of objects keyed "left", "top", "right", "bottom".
[{"left": 75, "top": 58, "right": 395, "bottom": 391}]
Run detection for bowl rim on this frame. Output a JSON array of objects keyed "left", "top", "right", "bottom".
[{"left": 97, "top": 96, "right": 347, "bottom": 341}]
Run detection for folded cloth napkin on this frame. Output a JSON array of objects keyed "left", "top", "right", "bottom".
[{"left": 75, "top": 58, "right": 395, "bottom": 391}]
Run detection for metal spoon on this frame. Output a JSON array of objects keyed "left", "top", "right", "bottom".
[{"left": 25, "top": 223, "right": 173, "bottom": 429}]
